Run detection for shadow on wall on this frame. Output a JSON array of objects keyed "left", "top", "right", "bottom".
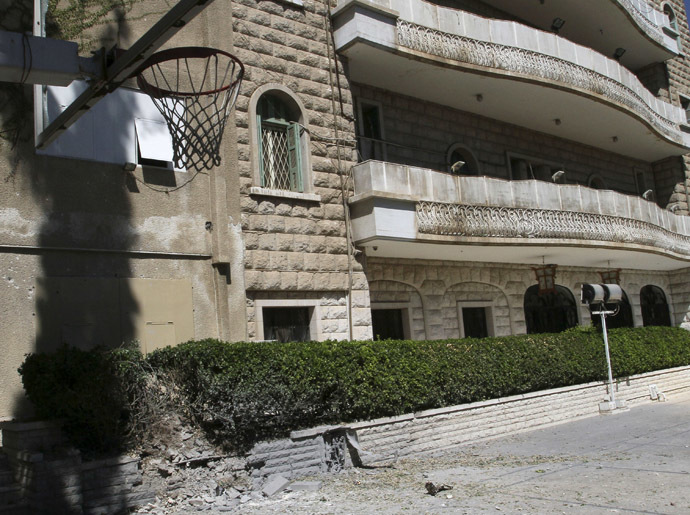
[
  {"left": 0, "top": 3, "right": 139, "bottom": 418},
  {"left": 0, "top": 2, "right": 141, "bottom": 513}
]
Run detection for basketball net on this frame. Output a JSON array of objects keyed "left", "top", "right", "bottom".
[{"left": 136, "top": 47, "right": 244, "bottom": 170}]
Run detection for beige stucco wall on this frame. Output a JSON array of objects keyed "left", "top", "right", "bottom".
[{"left": 0, "top": 0, "right": 246, "bottom": 420}]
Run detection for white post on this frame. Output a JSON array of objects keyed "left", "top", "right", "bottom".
[{"left": 599, "top": 308, "right": 616, "bottom": 406}]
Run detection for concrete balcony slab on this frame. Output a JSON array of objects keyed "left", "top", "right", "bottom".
[{"left": 350, "top": 162, "right": 690, "bottom": 270}]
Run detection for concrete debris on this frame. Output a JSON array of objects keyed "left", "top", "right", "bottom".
[
  {"left": 346, "top": 429, "right": 398, "bottom": 468},
  {"left": 425, "top": 482, "right": 453, "bottom": 496},
  {"left": 262, "top": 474, "right": 291, "bottom": 497},
  {"left": 290, "top": 480, "right": 323, "bottom": 492},
  {"left": 133, "top": 414, "right": 251, "bottom": 514},
  {"left": 157, "top": 464, "right": 174, "bottom": 477},
  {"left": 224, "top": 486, "right": 241, "bottom": 499}
]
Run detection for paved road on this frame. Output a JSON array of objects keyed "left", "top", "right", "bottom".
[{"left": 237, "top": 392, "right": 690, "bottom": 514}]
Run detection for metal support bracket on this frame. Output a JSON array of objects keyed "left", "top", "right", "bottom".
[{"left": 36, "top": 0, "right": 217, "bottom": 150}]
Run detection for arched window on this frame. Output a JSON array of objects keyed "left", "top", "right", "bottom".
[
  {"left": 524, "top": 285, "right": 578, "bottom": 334},
  {"left": 664, "top": 4, "right": 678, "bottom": 32},
  {"left": 447, "top": 144, "right": 480, "bottom": 175},
  {"left": 640, "top": 285, "right": 672, "bottom": 326},
  {"left": 663, "top": 4, "right": 682, "bottom": 49},
  {"left": 249, "top": 85, "right": 311, "bottom": 194},
  {"left": 590, "top": 290, "right": 634, "bottom": 329},
  {"left": 257, "top": 94, "right": 303, "bottom": 191},
  {"left": 588, "top": 174, "right": 607, "bottom": 190}
]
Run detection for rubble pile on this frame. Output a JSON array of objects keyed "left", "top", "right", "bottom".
[{"left": 133, "top": 414, "right": 254, "bottom": 513}]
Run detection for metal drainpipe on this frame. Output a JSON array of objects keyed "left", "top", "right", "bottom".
[{"left": 325, "top": 8, "right": 354, "bottom": 340}]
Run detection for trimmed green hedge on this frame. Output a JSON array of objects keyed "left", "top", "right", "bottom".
[
  {"left": 146, "top": 326, "right": 690, "bottom": 449},
  {"left": 18, "top": 346, "right": 144, "bottom": 454},
  {"left": 19, "top": 326, "right": 690, "bottom": 453}
]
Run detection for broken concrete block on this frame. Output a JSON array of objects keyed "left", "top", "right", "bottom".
[
  {"left": 262, "top": 475, "right": 290, "bottom": 497},
  {"left": 157, "top": 464, "right": 174, "bottom": 477},
  {"left": 290, "top": 481, "right": 322, "bottom": 492},
  {"left": 224, "top": 487, "right": 241, "bottom": 499}
]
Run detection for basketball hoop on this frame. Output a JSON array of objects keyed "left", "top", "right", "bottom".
[{"left": 135, "top": 47, "right": 244, "bottom": 170}]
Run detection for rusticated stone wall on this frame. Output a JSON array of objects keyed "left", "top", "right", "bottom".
[
  {"left": 365, "top": 257, "right": 676, "bottom": 338},
  {"left": 651, "top": 0, "right": 690, "bottom": 214},
  {"left": 232, "top": 0, "right": 372, "bottom": 340}
]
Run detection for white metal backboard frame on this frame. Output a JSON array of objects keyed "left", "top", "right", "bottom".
[{"left": 29, "top": 0, "right": 220, "bottom": 153}]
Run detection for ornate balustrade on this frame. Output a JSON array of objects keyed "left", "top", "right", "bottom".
[
  {"left": 618, "top": 0, "right": 666, "bottom": 46},
  {"left": 397, "top": 20, "right": 682, "bottom": 145},
  {"left": 416, "top": 201, "right": 690, "bottom": 257}
]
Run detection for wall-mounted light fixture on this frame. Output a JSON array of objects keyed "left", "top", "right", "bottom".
[
  {"left": 551, "top": 170, "right": 566, "bottom": 183},
  {"left": 613, "top": 47, "right": 626, "bottom": 60},
  {"left": 533, "top": 264, "right": 557, "bottom": 294},
  {"left": 551, "top": 17, "right": 565, "bottom": 33},
  {"left": 450, "top": 160, "right": 466, "bottom": 174}
]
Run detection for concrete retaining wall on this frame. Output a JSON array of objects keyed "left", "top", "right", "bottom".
[
  {"left": 247, "top": 365, "right": 690, "bottom": 483},
  {"left": 0, "top": 421, "right": 153, "bottom": 514}
]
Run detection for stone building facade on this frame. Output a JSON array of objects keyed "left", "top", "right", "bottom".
[
  {"left": 231, "top": 0, "right": 372, "bottom": 341},
  {"left": 336, "top": 0, "right": 690, "bottom": 340},
  {"left": 2, "top": 0, "right": 690, "bottom": 421}
]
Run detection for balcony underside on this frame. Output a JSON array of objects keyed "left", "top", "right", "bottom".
[
  {"left": 481, "top": 0, "right": 677, "bottom": 71},
  {"left": 358, "top": 237, "right": 689, "bottom": 272},
  {"left": 350, "top": 162, "right": 690, "bottom": 271},
  {"left": 341, "top": 39, "right": 687, "bottom": 162}
]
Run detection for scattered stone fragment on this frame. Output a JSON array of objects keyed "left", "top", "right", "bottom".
[
  {"left": 157, "top": 464, "right": 174, "bottom": 477},
  {"left": 262, "top": 474, "right": 291, "bottom": 497},
  {"left": 290, "top": 481, "right": 323, "bottom": 492},
  {"left": 425, "top": 481, "right": 453, "bottom": 496}
]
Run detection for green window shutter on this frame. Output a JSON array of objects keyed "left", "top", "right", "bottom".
[
  {"left": 257, "top": 112, "right": 265, "bottom": 187},
  {"left": 287, "top": 122, "right": 303, "bottom": 192}
]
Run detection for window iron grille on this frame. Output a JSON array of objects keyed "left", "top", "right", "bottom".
[{"left": 261, "top": 125, "right": 291, "bottom": 190}]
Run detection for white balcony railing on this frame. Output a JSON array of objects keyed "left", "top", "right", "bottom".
[
  {"left": 417, "top": 202, "right": 690, "bottom": 258},
  {"left": 618, "top": 0, "right": 666, "bottom": 46},
  {"left": 332, "top": 0, "right": 690, "bottom": 158},
  {"left": 396, "top": 20, "right": 683, "bottom": 146},
  {"left": 350, "top": 161, "right": 690, "bottom": 261}
]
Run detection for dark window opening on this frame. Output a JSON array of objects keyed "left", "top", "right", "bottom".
[
  {"left": 137, "top": 148, "right": 172, "bottom": 169},
  {"left": 524, "top": 284, "right": 578, "bottom": 334},
  {"left": 588, "top": 176, "right": 606, "bottom": 190},
  {"left": 371, "top": 308, "right": 405, "bottom": 340},
  {"left": 590, "top": 291, "right": 634, "bottom": 329},
  {"left": 462, "top": 307, "right": 488, "bottom": 338},
  {"left": 448, "top": 148, "right": 479, "bottom": 176},
  {"left": 263, "top": 307, "right": 311, "bottom": 342},
  {"left": 640, "top": 285, "right": 672, "bottom": 327},
  {"left": 681, "top": 96, "right": 690, "bottom": 125},
  {"left": 510, "top": 158, "right": 559, "bottom": 182},
  {"left": 358, "top": 102, "right": 385, "bottom": 161}
]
